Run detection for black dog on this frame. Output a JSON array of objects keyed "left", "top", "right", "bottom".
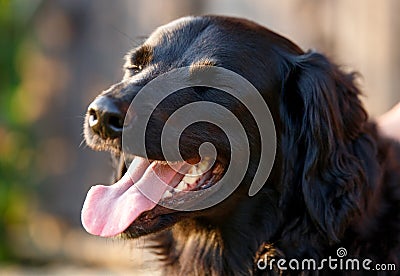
[{"left": 82, "top": 16, "right": 400, "bottom": 275}]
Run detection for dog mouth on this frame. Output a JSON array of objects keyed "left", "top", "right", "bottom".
[{"left": 81, "top": 152, "right": 224, "bottom": 237}]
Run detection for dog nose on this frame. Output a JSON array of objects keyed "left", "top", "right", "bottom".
[{"left": 87, "top": 96, "right": 125, "bottom": 139}]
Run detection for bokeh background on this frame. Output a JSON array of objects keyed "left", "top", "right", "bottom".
[{"left": 1, "top": 0, "right": 399, "bottom": 274}]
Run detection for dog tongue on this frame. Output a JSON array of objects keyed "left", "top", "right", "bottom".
[{"left": 81, "top": 157, "right": 183, "bottom": 237}]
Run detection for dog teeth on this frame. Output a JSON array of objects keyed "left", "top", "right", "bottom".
[
  {"left": 161, "top": 158, "right": 216, "bottom": 199},
  {"left": 197, "top": 158, "right": 211, "bottom": 173},
  {"left": 175, "top": 181, "right": 187, "bottom": 191},
  {"left": 187, "top": 165, "right": 198, "bottom": 176},
  {"left": 161, "top": 190, "right": 173, "bottom": 199},
  {"left": 182, "top": 174, "right": 198, "bottom": 185}
]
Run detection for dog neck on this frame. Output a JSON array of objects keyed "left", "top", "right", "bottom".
[{"left": 151, "top": 192, "right": 283, "bottom": 275}]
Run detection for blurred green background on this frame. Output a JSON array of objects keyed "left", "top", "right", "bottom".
[
  {"left": 0, "top": 0, "right": 399, "bottom": 274},
  {"left": 0, "top": 0, "right": 39, "bottom": 261}
]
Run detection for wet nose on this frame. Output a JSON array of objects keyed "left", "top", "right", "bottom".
[{"left": 87, "top": 96, "right": 125, "bottom": 139}]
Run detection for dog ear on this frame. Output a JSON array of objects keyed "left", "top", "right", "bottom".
[{"left": 279, "top": 51, "right": 368, "bottom": 242}]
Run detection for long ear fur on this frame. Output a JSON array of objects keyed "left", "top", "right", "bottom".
[{"left": 280, "top": 51, "right": 369, "bottom": 242}]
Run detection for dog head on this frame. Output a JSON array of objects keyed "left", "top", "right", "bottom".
[{"left": 82, "top": 16, "right": 367, "bottom": 242}]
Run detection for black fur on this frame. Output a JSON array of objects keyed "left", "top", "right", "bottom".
[{"left": 84, "top": 16, "right": 400, "bottom": 275}]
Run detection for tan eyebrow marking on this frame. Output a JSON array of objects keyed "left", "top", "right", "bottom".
[{"left": 125, "top": 45, "right": 153, "bottom": 68}]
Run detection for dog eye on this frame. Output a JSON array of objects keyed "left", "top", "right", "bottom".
[{"left": 127, "top": 64, "right": 143, "bottom": 74}]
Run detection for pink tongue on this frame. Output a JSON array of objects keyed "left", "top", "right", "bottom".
[{"left": 81, "top": 157, "right": 183, "bottom": 237}]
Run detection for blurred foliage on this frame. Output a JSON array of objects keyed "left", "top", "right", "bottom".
[{"left": 0, "top": 0, "right": 41, "bottom": 261}]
